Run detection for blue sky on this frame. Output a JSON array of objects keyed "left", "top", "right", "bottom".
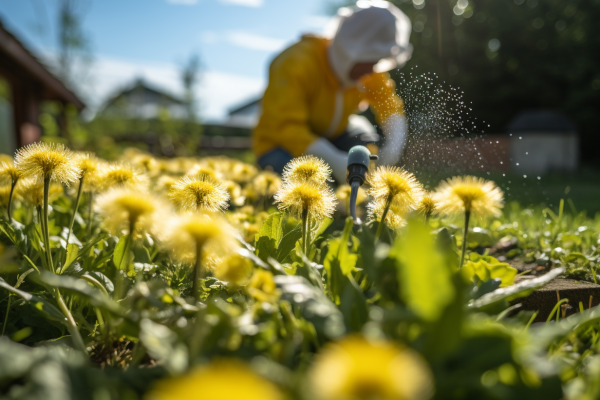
[{"left": 0, "top": 0, "right": 336, "bottom": 120}]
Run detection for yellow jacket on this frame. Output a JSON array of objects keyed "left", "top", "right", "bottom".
[{"left": 253, "top": 35, "right": 405, "bottom": 158}]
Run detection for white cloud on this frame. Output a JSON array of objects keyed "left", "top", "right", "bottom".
[
  {"left": 225, "top": 31, "right": 286, "bottom": 52},
  {"left": 199, "top": 31, "right": 219, "bottom": 44},
  {"left": 166, "top": 0, "right": 198, "bottom": 4},
  {"left": 219, "top": 0, "right": 264, "bottom": 7},
  {"left": 50, "top": 54, "right": 264, "bottom": 122}
]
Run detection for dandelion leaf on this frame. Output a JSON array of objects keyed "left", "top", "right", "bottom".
[
  {"left": 255, "top": 213, "right": 283, "bottom": 261},
  {"left": 113, "top": 234, "right": 133, "bottom": 271},
  {"left": 463, "top": 257, "right": 517, "bottom": 288},
  {"left": 392, "top": 218, "right": 455, "bottom": 322}
]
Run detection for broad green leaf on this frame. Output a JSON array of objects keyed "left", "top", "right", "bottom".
[
  {"left": 139, "top": 318, "right": 188, "bottom": 374},
  {"left": 276, "top": 228, "right": 302, "bottom": 262},
  {"left": 0, "top": 277, "right": 67, "bottom": 325},
  {"left": 392, "top": 218, "right": 455, "bottom": 322},
  {"left": 323, "top": 218, "right": 357, "bottom": 303},
  {"left": 255, "top": 213, "right": 283, "bottom": 261},
  {"left": 33, "top": 271, "right": 126, "bottom": 317},
  {"left": 257, "top": 212, "right": 283, "bottom": 242},
  {"left": 463, "top": 258, "right": 517, "bottom": 288},
  {"left": 113, "top": 234, "right": 133, "bottom": 270},
  {"left": 274, "top": 275, "right": 345, "bottom": 340},
  {"left": 311, "top": 217, "right": 333, "bottom": 244},
  {"left": 63, "top": 243, "right": 79, "bottom": 271}
]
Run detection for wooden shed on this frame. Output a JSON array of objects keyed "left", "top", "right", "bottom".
[{"left": 0, "top": 21, "right": 85, "bottom": 153}]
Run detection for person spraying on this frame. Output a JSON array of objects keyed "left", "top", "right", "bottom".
[{"left": 253, "top": 1, "right": 413, "bottom": 182}]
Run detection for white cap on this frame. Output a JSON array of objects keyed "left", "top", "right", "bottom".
[{"left": 325, "top": 1, "right": 413, "bottom": 87}]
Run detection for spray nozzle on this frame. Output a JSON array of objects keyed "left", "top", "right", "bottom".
[{"left": 346, "top": 145, "right": 377, "bottom": 223}]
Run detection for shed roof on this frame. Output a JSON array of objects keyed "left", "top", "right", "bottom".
[
  {"left": 0, "top": 20, "right": 85, "bottom": 110},
  {"left": 508, "top": 110, "right": 576, "bottom": 133}
]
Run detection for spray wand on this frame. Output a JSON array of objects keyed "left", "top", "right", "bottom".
[{"left": 346, "top": 145, "right": 378, "bottom": 223}]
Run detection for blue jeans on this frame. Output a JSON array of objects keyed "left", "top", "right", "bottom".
[{"left": 257, "top": 116, "right": 380, "bottom": 174}]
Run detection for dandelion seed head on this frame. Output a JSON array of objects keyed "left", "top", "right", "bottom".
[
  {"left": 156, "top": 175, "right": 179, "bottom": 193},
  {"left": 274, "top": 181, "right": 336, "bottom": 221},
  {"left": 282, "top": 155, "right": 332, "bottom": 184},
  {"left": 433, "top": 175, "right": 504, "bottom": 218},
  {"left": 95, "top": 188, "right": 163, "bottom": 235},
  {"left": 253, "top": 171, "right": 282, "bottom": 197},
  {"left": 14, "top": 142, "right": 80, "bottom": 185},
  {"left": 186, "top": 164, "right": 220, "bottom": 180},
  {"left": 367, "top": 166, "right": 423, "bottom": 211},
  {"left": 164, "top": 213, "right": 236, "bottom": 265},
  {"left": 100, "top": 163, "right": 148, "bottom": 191},
  {"left": 232, "top": 162, "right": 258, "bottom": 183},
  {"left": 418, "top": 191, "right": 438, "bottom": 217},
  {"left": 223, "top": 180, "right": 245, "bottom": 206},
  {"left": 73, "top": 152, "right": 103, "bottom": 192},
  {"left": 169, "top": 175, "right": 230, "bottom": 213},
  {"left": 368, "top": 199, "right": 408, "bottom": 230},
  {"left": 17, "top": 178, "right": 63, "bottom": 207},
  {"left": 0, "top": 161, "right": 21, "bottom": 183}
]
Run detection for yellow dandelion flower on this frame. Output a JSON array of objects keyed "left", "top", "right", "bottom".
[
  {"left": 214, "top": 253, "right": 253, "bottom": 287},
  {"left": 14, "top": 142, "right": 80, "bottom": 185},
  {"left": 418, "top": 191, "right": 437, "bottom": 218},
  {"left": 100, "top": 163, "right": 149, "bottom": 191},
  {"left": 223, "top": 180, "right": 245, "bottom": 207},
  {"left": 253, "top": 171, "right": 282, "bottom": 198},
  {"left": 17, "top": 178, "right": 63, "bottom": 207},
  {"left": 73, "top": 152, "right": 103, "bottom": 192},
  {"left": 164, "top": 213, "right": 236, "bottom": 264},
  {"left": 274, "top": 181, "right": 336, "bottom": 222},
  {"left": 282, "top": 155, "right": 331, "bottom": 184},
  {"left": 232, "top": 162, "right": 258, "bottom": 183},
  {"left": 0, "top": 185, "right": 13, "bottom": 207},
  {"left": 146, "top": 359, "right": 284, "bottom": 400},
  {"left": 433, "top": 175, "right": 504, "bottom": 219},
  {"left": 95, "top": 188, "right": 163, "bottom": 235},
  {"left": 168, "top": 175, "right": 229, "bottom": 213},
  {"left": 0, "top": 161, "right": 21, "bottom": 184},
  {"left": 0, "top": 154, "right": 13, "bottom": 165},
  {"left": 310, "top": 336, "right": 433, "bottom": 400},
  {"left": 367, "top": 166, "right": 423, "bottom": 211},
  {"left": 185, "top": 163, "right": 221, "bottom": 180},
  {"left": 368, "top": 200, "right": 407, "bottom": 231},
  {"left": 131, "top": 153, "right": 159, "bottom": 175},
  {"left": 155, "top": 175, "right": 179, "bottom": 193},
  {"left": 247, "top": 269, "right": 280, "bottom": 303},
  {"left": 164, "top": 213, "right": 237, "bottom": 298}
]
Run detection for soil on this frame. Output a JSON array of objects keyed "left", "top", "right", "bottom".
[{"left": 510, "top": 272, "right": 600, "bottom": 322}]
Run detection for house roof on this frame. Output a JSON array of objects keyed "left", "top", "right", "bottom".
[
  {"left": 104, "top": 78, "right": 185, "bottom": 107},
  {"left": 228, "top": 97, "right": 261, "bottom": 116},
  {"left": 0, "top": 20, "right": 85, "bottom": 110},
  {"left": 508, "top": 110, "right": 577, "bottom": 133}
]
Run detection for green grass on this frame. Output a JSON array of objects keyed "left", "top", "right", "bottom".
[{"left": 416, "top": 165, "right": 600, "bottom": 216}]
